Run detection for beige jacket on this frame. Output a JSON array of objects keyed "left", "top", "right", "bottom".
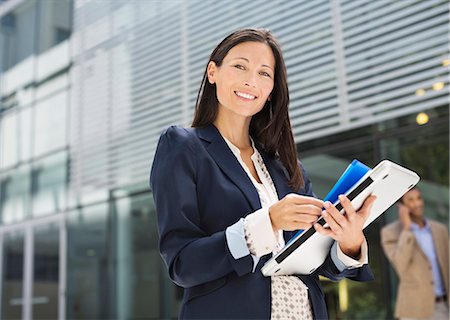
[{"left": 381, "top": 219, "right": 449, "bottom": 318}]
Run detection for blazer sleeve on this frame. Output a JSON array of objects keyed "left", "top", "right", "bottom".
[
  {"left": 316, "top": 254, "right": 373, "bottom": 281},
  {"left": 149, "top": 126, "right": 253, "bottom": 288}
]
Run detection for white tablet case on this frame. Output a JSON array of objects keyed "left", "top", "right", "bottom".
[{"left": 261, "top": 160, "right": 420, "bottom": 276}]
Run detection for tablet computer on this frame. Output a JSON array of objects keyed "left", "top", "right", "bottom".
[
  {"left": 288, "top": 159, "right": 371, "bottom": 244},
  {"left": 261, "top": 160, "right": 420, "bottom": 276}
]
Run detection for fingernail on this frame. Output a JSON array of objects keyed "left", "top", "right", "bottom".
[
  {"left": 338, "top": 195, "right": 345, "bottom": 202},
  {"left": 323, "top": 201, "right": 331, "bottom": 209}
]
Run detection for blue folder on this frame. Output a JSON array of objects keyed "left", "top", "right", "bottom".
[{"left": 323, "top": 159, "right": 371, "bottom": 204}]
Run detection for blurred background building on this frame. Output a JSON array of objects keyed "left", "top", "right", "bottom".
[{"left": 0, "top": 0, "right": 448, "bottom": 319}]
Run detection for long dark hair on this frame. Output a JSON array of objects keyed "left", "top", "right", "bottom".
[{"left": 191, "top": 28, "right": 303, "bottom": 191}]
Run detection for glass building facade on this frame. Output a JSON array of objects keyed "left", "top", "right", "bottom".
[{"left": 0, "top": 0, "right": 448, "bottom": 319}]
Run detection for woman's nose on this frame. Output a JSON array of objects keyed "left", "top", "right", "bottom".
[{"left": 243, "top": 72, "right": 257, "bottom": 87}]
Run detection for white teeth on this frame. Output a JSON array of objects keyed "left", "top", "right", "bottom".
[{"left": 235, "top": 91, "right": 256, "bottom": 100}]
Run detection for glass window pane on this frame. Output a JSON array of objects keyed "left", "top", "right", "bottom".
[
  {"left": 1, "top": 231, "right": 25, "bottom": 319},
  {"left": 115, "top": 194, "right": 176, "bottom": 319},
  {"left": 66, "top": 203, "right": 112, "bottom": 319},
  {"left": 33, "top": 222, "right": 59, "bottom": 319},
  {"left": 0, "top": 164, "right": 31, "bottom": 225},
  {"left": 32, "top": 152, "right": 67, "bottom": 217},
  {"left": 0, "top": 112, "right": 18, "bottom": 169},
  {"left": 34, "top": 91, "right": 67, "bottom": 157},
  {"left": 19, "top": 107, "right": 32, "bottom": 163}
]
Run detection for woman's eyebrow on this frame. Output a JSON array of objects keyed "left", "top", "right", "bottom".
[{"left": 232, "top": 57, "right": 274, "bottom": 70}]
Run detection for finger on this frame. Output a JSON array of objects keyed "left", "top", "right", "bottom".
[
  {"left": 294, "top": 204, "right": 322, "bottom": 216},
  {"left": 288, "top": 221, "right": 313, "bottom": 231},
  {"left": 292, "top": 213, "right": 321, "bottom": 224},
  {"left": 314, "top": 223, "right": 337, "bottom": 240},
  {"left": 337, "top": 195, "right": 356, "bottom": 221},
  {"left": 324, "top": 201, "right": 347, "bottom": 227},
  {"left": 321, "top": 209, "right": 343, "bottom": 233},
  {"left": 282, "top": 216, "right": 315, "bottom": 231},
  {"left": 287, "top": 194, "right": 324, "bottom": 208},
  {"left": 296, "top": 221, "right": 314, "bottom": 230},
  {"left": 358, "top": 195, "right": 377, "bottom": 220}
]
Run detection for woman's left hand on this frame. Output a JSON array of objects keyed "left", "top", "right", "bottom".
[{"left": 314, "top": 194, "right": 377, "bottom": 259}]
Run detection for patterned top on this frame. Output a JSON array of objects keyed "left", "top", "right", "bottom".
[{"left": 222, "top": 135, "right": 314, "bottom": 320}]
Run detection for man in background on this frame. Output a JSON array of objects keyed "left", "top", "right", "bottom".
[{"left": 381, "top": 186, "right": 449, "bottom": 320}]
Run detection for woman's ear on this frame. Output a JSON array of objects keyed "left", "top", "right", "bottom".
[{"left": 207, "top": 61, "right": 217, "bottom": 84}]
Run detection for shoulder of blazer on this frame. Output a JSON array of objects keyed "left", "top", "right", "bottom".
[
  {"left": 158, "top": 125, "right": 200, "bottom": 153},
  {"left": 428, "top": 219, "right": 449, "bottom": 236},
  {"left": 160, "top": 125, "right": 195, "bottom": 141},
  {"left": 151, "top": 126, "right": 199, "bottom": 177}
]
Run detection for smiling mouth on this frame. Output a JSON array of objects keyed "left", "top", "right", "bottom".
[{"left": 235, "top": 91, "right": 257, "bottom": 100}]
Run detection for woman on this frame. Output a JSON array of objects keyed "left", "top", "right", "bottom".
[{"left": 150, "top": 28, "right": 376, "bottom": 319}]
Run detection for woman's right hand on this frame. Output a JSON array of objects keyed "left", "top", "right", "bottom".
[{"left": 269, "top": 194, "right": 324, "bottom": 231}]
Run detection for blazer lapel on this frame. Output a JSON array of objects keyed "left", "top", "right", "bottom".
[
  {"left": 429, "top": 221, "right": 446, "bottom": 273},
  {"left": 196, "top": 124, "right": 261, "bottom": 211},
  {"left": 195, "top": 124, "right": 301, "bottom": 243}
]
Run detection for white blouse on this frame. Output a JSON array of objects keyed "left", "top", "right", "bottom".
[{"left": 223, "top": 135, "right": 313, "bottom": 320}]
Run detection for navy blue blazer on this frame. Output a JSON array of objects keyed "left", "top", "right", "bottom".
[{"left": 150, "top": 123, "right": 373, "bottom": 319}]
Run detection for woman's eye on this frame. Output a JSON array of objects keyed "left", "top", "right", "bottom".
[
  {"left": 234, "top": 64, "right": 245, "bottom": 70},
  {"left": 260, "top": 71, "right": 271, "bottom": 78}
]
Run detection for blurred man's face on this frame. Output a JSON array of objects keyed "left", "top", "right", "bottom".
[{"left": 401, "top": 189, "right": 424, "bottom": 219}]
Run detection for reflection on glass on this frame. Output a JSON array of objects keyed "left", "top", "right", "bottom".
[
  {"left": 115, "top": 194, "right": 169, "bottom": 319},
  {"left": 0, "top": 164, "right": 31, "bottom": 224},
  {"left": 32, "top": 152, "right": 67, "bottom": 217},
  {"left": 66, "top": 194, "right": 175, "bottom": 319},
  {"left": 19, "top": 107, "right": 32, "bottom": 163},
  {"left": 0, "top": 107, "right": 32, "bottom": 168},
  {"left": 1, "top": 231, "right": 24, "bottom": 319},
  {"left": 66, "top": 203, "right": 110, "bottom": 319},
  {"left": 34, "top": 91, "right": 67, "bottom": 158},
  {"left": 0, "top": 0, "right": 73, "bottom": 71},
  {"left": 0, "top": 112, "right": 17, "bottom": 169},
  {"left": 33, "top": 222, "right": 59, "bottom": 319}
]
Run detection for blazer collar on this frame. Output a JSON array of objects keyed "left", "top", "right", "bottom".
[{"left": 195, "top": 123, "right": 293, "bottom": 211}]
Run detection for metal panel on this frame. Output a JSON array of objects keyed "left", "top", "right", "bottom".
[{"left": 69, "top": 0, "right": 450, "bottom": 199}]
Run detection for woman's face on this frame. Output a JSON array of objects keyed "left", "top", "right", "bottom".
[{"left": 207, "top": 41, "right": 275, "bottom": 120}]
